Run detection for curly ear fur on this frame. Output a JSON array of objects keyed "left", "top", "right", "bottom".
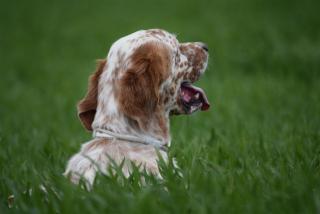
[
  {"left": 118, "top": 43, "right": 170, "bottom": 129},
  {"left": 77, "top": 59, "right": 106, "bottom": 131}
]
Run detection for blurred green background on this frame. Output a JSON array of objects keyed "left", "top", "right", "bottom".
[{"left": 0, "top": 0, "right": 319, "bottom": 213}]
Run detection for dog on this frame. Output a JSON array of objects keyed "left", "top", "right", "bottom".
[{"left": 64, "top": 29, "right": 210, "bottom": 187}]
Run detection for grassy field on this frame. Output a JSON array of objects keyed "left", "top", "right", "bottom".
[{"left": 1, "top": 0, "right": 320, "bottom": 213}]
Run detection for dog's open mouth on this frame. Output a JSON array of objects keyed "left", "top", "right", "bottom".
[{"left": 180, "top": 82, "right": 210, "bottom": 114}]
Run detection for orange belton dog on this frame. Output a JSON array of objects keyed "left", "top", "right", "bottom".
[{"left": 64, "top": 29, "right": 210, "bottom": 187}]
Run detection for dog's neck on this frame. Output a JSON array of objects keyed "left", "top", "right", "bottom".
[{"left": 92, "top": 93, "right": 171, "bottom": 146}]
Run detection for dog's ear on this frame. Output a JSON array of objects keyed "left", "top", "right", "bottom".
[
  {"left": 118, "top": 43, "right": 170, "bottom": 129},
  {"left": 77, "top": 59, "right": 106, "bottom": 131}
]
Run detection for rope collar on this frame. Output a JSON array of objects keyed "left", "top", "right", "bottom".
[{"left": 93, "top": 128, "right": 168, "bottom": 151}]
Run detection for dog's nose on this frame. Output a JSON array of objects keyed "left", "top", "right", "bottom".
[{"left": 198, "top": 42, "right": 209, "bottom": 52}]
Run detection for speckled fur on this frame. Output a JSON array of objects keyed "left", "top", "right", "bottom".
[{"left": 64, "top": 29, "right": 209, "bottom": 188}]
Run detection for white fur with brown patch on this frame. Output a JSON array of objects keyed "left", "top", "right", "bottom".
[{"left": 64, "top": 29, "right": 209, "bottom": 188}]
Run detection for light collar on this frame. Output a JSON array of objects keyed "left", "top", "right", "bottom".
[{"left": 93, "top": 128, "right": 168, "bottom": 151}]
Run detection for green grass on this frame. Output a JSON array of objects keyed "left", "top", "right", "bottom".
[{"left": 1, "top": 0, "right": 320, "bottom": 213}]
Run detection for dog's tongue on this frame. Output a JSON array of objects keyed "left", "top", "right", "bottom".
[{"left": 180, "top": 82, "right": 210, "bottom": 111}]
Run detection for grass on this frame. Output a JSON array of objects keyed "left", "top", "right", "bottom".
[{"left": 0, "top": 0, "right": 319, "bottom": 213}]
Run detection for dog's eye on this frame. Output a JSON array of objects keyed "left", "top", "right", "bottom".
[{"left": 175, "top": 49, "right": 181, "bottom": 58}]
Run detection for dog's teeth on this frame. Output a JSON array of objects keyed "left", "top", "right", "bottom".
[{"left": 194, "top": 93, "right": 200, "bottom": 99}]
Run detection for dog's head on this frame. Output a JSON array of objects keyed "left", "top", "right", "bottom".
[{"left": 78, "top": 29, "right": 210, "bottom": 131}]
